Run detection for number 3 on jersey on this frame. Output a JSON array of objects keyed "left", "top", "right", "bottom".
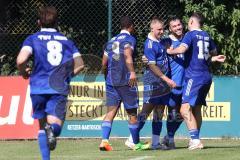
[
  {"left": 197, "top": 40, "right": 210, "bottom": 60},
  {"left": 47, "top": 41, "right": 63, "bottom": 66}
]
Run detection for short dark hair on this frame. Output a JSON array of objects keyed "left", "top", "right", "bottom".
[
  {"left": 168, "top": 15, "right": 182, "bottom": 25},
  {"left": 191, "top": 12, "right": 204, "bottom": 27},
  {"left": 38, "top": 6, "right": 58, "bottom": 28},
  {"left": 120, "top": 16, "right": 134, "bottom": 29}
]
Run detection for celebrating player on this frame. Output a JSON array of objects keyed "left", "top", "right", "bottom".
[
  {"left": 160, "top": 16, "right": 185, "bottom": 149},
  {"left": 16, "top": 6, "right": 84, "bottom": 160},
  {"left": 126, "top": 17, "right": 176, "bottom": 150},
  {"left": 99, "top": 16, "right": 149, "bottom": 151},
  {"left": 167, "top": 12, "right": 226, "bottom": 150}
]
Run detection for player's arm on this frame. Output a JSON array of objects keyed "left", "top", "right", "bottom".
[
  {"left": 209, "top": 39, "right": 226, "bottom": 63},
  {"left": 144, "top": 40, "right": 176, "bottom": 88},
  {"left": 148, "top": 64, "right": 176, "bottom": 88},
  {"left": 167, "top": 32, "right": 191, "bottom": 55},
  {"left": 167, "top": 45, "right": 187, "bottom": 55},
  {"left": 16, "top": 49, "right": 32, "bottom": 79},
  {"left": 210, "top": 49, "right": 226, "bottom": 63},
  {"left": 102, "top": 51, "right": 108, "bottom": 79},
  {"left": 124, "top": 46, "right": 137, "bottom": 87},
  {"left": 73, "top": 55, "right": 84, "bottom": 76}
]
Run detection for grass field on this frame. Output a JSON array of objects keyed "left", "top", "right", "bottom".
[{"left": 1, "top": 139, "right": 240, "bottom": 160}]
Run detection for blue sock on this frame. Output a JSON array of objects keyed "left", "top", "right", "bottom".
[
  {"left": 38, "top": 130, "right": 50, "bottom": 160},
  {"left": 128, "top": 123, "right": 139, "bottom": 144},
  {"left": 167, "top": 119, "right": 183, "bottom": 139},
  {"left": 50, "top": 123, "right": 62, "bottom": 137},
  {"left": 137, "top": 113, "right": 146, "bottom": 132},
  {"left": 189, "top": 129, "right": 199, "bottom": 139},
  {"left": 101, "top": 121, "right": 112, "bottom": 140},
  {"left": 152, "top": 121, "right": 162, "bottom": 136},
  {"left": 167, "top": 109, "right": 183, "bottom": 138}
]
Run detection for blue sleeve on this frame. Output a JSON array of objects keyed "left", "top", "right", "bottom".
[
  {"left": 144, "top": 40, "right": 156, "bottom": 64},
  {"left": 21, "top": 35, "right": 33, "bottom": 54},
  {"left": 181, "top": 32, "right": 192, "bottom": 48},
  {"left": 122, "top": 36, "right": 136, "bottom": 51},
  {"left": 69, "top": 40, "right": 81, "bottom": 57},
  {"left": 22, "top": 35, "right": 33, "bottom": 47},
  {"left": 209, "top": 38, "right": 217, "bottom": 52},
  {"left": 160, "top": 38, "right": 172, "bottom": 48}
]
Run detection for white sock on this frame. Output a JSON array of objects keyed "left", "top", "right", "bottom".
[
  {"left": 128, "top": 135, "right": 133, "bottom": 143},
  {"left": 192, "top": 139, "right": 200, "bottom": 144},
  {"left": 152, "top": 134, "right": 160, "bottom": 145}
]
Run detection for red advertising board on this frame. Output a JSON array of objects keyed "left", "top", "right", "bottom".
[{"left": 0, "top": 76, "right": 38, "bottom": 139}]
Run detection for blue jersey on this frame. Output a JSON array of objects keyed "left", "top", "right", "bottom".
[
  {"left": 143, "top": 33, "right": 169, "bottom": 84},
  {"left": 105, "top": 30, "right": 136, "bottom": 86},
  {"left": 21, "top": 28, "right": 81, "bottom": 95},
  {"left": 161, "top": 36, "right": 184, "bottom": 87},
  {"left": 181, "top": 29, "right": 216, "bottom": 83}
]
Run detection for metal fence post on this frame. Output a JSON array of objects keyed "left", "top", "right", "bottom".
[{"left": 108, "top": 0, "right": 112, "bottom": 40}]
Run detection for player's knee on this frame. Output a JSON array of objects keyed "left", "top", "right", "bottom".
[
  {"left": 50, "top": 123, "right": 62, "bottom": 137},
  {"left": 168, "top": 108, "right": 178, "bottom": 122},
  {"left": 128, "top": 116, "right": 137, "bottom": 124}
]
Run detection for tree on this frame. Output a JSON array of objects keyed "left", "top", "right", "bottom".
[{"left": 180, "top": 0, "right": 240, "bottom": 75}]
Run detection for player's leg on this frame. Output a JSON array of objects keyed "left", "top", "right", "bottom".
[
  {"left": 99, "top": 106, "right": 119, "bottom": 151},
  {"left": 192, "top": 83, "right": 211, "bottom": 134},
  {"left": 164, "top": 93, "right": 183, "bottom": 149},
  {"left": 181, "top": 79, "right": 204, "bottom": 150},
  {"left": 151, "top": 104, "right": 165, "bottom": 149},
  {"left": 99, "top": 85, "right": 120, "bottom": 151},
  {"left": 192, "top": 105, "right": 202, "bottom": 131},
  {"left": 30, "top": 94, "right": 50, "bottom": 160},
  {"left": 125, "top": 103, "right": 154, "bottom": 148},
  {"left": 120, "top": 85, "right": 150, "bottom": 150},
  {"left": 45, "top": 94, "right": 68, "bottom": 151}
]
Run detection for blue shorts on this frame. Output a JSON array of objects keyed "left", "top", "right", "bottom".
[
  {"left": 143, "top": 85, "right": 170, "bottom": 105},
  {"left": 168, "top": 87, "right": 182, "bottom": 107},
  {"left": 106, "top": 85, "right": 138, "bottom": 109},
  {"left": 182, "top": 78, "right": 211, "bottom": 106},
  {"left": 30, "top": 94, "right": 68, "bottom": 120}
]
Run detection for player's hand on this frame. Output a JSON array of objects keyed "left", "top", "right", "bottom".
[
  {"left": 21, "top": 67, "right": 32, "bottom": 79},
  {"left": 128, "top": 72, "right": 137, "bottom": 87},
  {"left": 142, "top": 55, "right": 148, "bottom": 64},
  {"left": 167, "top": 46, "right": 174, "bottom": 55},
  {"left": 166, "top": 79, "right": 177, "bottom": 89},
  {"left": 211, "top": 55, "right": 226, "bottom": 63},
  {"left": 162, "top": 76, "right": 176, "bottom": 89}
]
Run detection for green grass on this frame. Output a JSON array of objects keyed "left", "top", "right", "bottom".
[{"left": 0, "top": 139, "right": 240, "bottom": 160}]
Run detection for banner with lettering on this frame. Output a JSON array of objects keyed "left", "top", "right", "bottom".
[
  {"left": 0, "top": 76, "right": 238, "bottom": 139},
  {"left": 0, "top": 77, "right": 38, "bottom": 139},
  {"left": 61, "top": 76, "right": 237, "bottom": 138}
]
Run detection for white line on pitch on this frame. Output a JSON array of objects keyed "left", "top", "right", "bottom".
[{"left": 129, "top": 156, "right": 154, "bottom": 160}]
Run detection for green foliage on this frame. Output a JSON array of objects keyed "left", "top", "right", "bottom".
[{"left": 180, "top": 0, "right": 240, "bottom": 75}]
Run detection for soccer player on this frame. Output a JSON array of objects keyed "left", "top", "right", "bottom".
[
  {"left": 167, "top": 12, "right": 225, "bottom": 150},
  {"left": 160, "top": 16, "right": 185, "bottom": 149},
  {"left": 125, "top": 17, "right": 176, "bottom": 150},
  {"left": 16, "top": 6, "right": 84, "bottom": 160},
  {"left": 99, "top": 16, "right": 149, "bottom": 151}
]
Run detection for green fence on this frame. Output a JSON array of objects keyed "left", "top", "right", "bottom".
[{"left": 0, "top": 0, "right": 183, "bottom": 75}]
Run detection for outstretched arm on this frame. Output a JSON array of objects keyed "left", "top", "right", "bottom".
[{"left": 167, "top": 45, "right": 187, "bottom": 55}]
